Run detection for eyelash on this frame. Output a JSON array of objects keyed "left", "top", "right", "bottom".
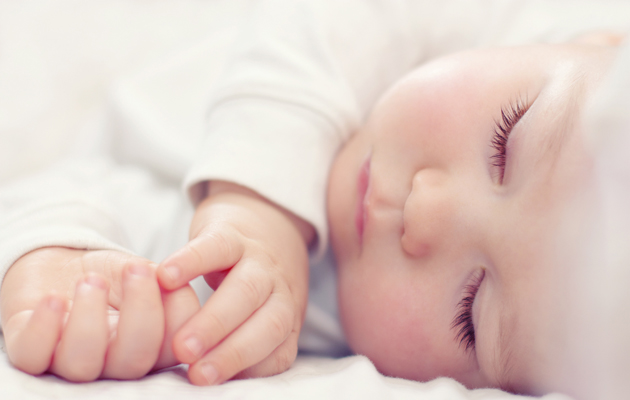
[
  {"left": 490, "top": 98, "right": 529, "bottom": 184},
  {"left": 452, "top": 269, "right": 486, "bottom": 353}
]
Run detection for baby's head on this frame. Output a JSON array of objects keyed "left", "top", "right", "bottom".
[{"left": 328, "top": 39, "right": 621, "bottom": 396}]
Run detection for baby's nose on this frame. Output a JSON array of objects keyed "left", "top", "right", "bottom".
[{"left": 401, "top": 168, "right": 462, "bottom": 258}]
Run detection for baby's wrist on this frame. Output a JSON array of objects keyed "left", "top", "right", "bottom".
[{"left": 203, "top": 180, "right": 315, "bottom": 246}]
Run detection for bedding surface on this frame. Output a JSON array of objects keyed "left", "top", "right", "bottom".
[{"left": 0, "top": 335, "right": 570, "bottom": 400}]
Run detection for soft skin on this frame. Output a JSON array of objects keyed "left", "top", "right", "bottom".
[
  {"left": 157, "top": 181, "right": 313, "bottom": 385},
  {"left": 0, "top": 248, "right": 200, "bottom": 381},
  {"left": 328, "top": 43, "right": 617, "bottom": 396}
]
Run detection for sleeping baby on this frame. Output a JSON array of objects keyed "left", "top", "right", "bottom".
[
  {"left": 0, "top": 2, "right": 627, "bottom": 399},
  {"left": 328, "top": 37, "right": 625, "bottom": 398}
]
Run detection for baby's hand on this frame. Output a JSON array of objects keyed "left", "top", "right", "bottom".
[
  {"left": 157, "top": 182, "right": 312, "bottom": 385},
  {"left": 0, "top": 247, "right": 200, "bottom": 381}
]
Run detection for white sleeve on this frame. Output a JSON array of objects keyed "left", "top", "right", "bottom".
[
  {"left": 183, "top": 0, "right": 363, "bottom": 257},
  {"left": 184, "top": 0, "right": 429, "bottom": 257},
  {"left": 0, "top": 156, "right": 186, "bottom": 300},
  {"left": 183, "top": 0, "right": 630, "bottom": 258}
]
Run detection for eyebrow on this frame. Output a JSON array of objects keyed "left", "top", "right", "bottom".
[
  {"left": 494, "top": 304, "right": 517, "bottom": 392},
  {"left": 536, "top": 70, "right": 587, "bottom": 166}
]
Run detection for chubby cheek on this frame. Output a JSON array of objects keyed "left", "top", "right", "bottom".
[
  {"left": 338, "top": 262, "right": 485, "bottom": 386},
  {"left": 338, "top": 265, "right": 444, "bottom": 381}
]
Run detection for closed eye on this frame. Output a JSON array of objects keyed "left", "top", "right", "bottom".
[
  {"left": 490, "top": 97, "right": 530, "bottom": 184},
  {"left": 452, "top": 269, "right": 486, "bottom": 353}
]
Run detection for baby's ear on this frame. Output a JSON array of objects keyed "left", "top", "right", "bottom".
[{"left": 571, "top": 31, "right": 626, "bottom": 47}]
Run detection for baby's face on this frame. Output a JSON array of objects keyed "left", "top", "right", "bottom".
[{"left": 328, "top": 43, "right": 617, "bottom": 394}]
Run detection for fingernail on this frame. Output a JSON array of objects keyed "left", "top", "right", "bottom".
[
  {"left": 165, "top": 265, "right": 180, "bottom": 281},
  {"left": 201, "top": 363, "right": 219, "bottom": 385},
  {"left": 83, "top": 274, "right": 107, "bottom": 290},
  {"left": 128, "top": 263, "right": 151, "bottom": 277},
  {"left": 78, "top": 282, "right": 98, "bottom": 296},
  {"left": 47, "top": 296, "right": 64, "bottom": 312},
  {"left": 184, "top": 336, "right": 203, "bottom": 357}
]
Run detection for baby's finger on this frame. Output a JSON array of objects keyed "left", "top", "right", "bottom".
[
  {"left": 233, "top": 330, "right": 299, "bottom": 380},
  {"left": 157, "top": 229, "right": 244, "bottom": 290},
  {"left": 101, "top": 263, "right": 164, "bottom": 379},
  {"left": 154, "top": 284, "right": 201, "bottom": 370},
  {"left": 50, "top": 274, "right": 109, "bottom": 382},
  {"left": 4, "top": 295, "right": 66, "bottom": 375},
  {"left": 172, "top": 259, "right": 273, "bottom": 364},
  {"left": 186, "top": 291, "right": 295, "bottom": 386}
]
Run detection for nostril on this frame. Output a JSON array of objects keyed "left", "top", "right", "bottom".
[
  {"left": 401, "top": 229, "right": 431, "bottom": 257},
  {"left": 401, "top": 192, "right": 432, "bottom": 257},
  {"left": 401, "top": 168, "right": 450, "bottom": 257}
]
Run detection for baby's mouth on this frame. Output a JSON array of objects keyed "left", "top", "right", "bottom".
[{"left": 355, "top": 155, "right": 371, "bottom": 247}]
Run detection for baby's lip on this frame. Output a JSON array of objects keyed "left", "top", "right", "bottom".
[{"left": 355, "top": 155, "right": 371, "bottom": 247}]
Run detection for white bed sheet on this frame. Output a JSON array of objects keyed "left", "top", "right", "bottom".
[{"left": 1, "top": 335, "right": 570, "bottom": 400}]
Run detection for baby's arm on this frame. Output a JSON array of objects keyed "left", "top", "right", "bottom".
[
  {"left": 157, "top": 181, "right": 313, "bottom": 385},
  {"left": 154, "top": 1, "right": 425, "bottom": 384},
  {"left": 0, "top": 157, "right": 200, "bottom": 381},
  {"left": 153, "top": 0, "right": 629, "bottom": 385}
]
